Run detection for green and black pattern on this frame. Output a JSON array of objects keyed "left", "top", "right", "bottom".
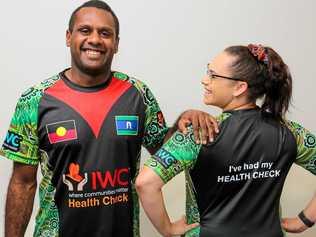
[
  {"left": 145, "top": 113, "right": 232, "bottom": 236},
  {"left": 114, "top": 71, "right": 169, "bottom": 237},
  {"left": 286, "top": 120, "right": 316, "bottom": 174}
]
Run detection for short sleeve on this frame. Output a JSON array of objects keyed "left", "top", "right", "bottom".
[
  {"left": 0, "top": 89, "right": 41, "bottom": 165},
  {"left": 145, "top": 128, "right": 201, "bottom": 183},
  {"left": 139, "top": 82, "right": 168, "bottom": 149},
  {"left": 287, "top": 121, "right": 316, "bottom": 175}
]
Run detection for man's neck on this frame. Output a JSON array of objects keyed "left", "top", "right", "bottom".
[{"left": 65, "top": 68, "right": 112, "bottom": 87}]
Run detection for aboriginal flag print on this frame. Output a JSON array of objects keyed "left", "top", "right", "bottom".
[{"left": 46, "top": 120, "right": 77, "bottom": 144}]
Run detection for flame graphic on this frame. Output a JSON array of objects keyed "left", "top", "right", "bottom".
[{"left": 66, "top": 163, "right": 83, "bottom": 182}]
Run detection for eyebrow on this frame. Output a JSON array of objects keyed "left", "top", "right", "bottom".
[
  {"left": 77, "top": 24, "right": 114, "bottom": 32},
  {"left": 207, "top": 64, "right": 216, "bottom": 74}
]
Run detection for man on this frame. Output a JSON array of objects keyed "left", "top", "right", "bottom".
[{"left": 0, "top": 1, "right": 217, "bottom": 236}]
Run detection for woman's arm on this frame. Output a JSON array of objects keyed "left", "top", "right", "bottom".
[
  {"left": 135, "top": 167, "right": 198, "bottom": 237},
  {"left": 283, "top": 121, "right": 316, "bottom": 233}
]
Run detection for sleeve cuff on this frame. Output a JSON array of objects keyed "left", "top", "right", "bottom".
[{"left": 0, "top": 148, "right": 39, "bottom": 166}]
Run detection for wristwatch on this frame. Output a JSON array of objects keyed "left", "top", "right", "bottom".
[{"left": 298, "top": 211, "right": 315, "bottom": 228}]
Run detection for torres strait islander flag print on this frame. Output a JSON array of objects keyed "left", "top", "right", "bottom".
[
  {"left": 46, "top": 120, "right": 78, "bottom": 144},
  {"left": 115, "top": 115, "right": 139, "bottom": 135}
]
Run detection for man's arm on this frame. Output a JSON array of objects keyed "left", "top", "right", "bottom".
[
  {"left": 282, "top": 194, "right": 316, "bottom": 233},
  {"left": 5, "top": 162, "right": 38, "bottom": 237}
]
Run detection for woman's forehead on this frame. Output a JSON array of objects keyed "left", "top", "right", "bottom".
[{"left": 208, "top": 51, "right": 236, "bottom": 74}]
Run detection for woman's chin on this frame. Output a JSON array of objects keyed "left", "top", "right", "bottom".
[{"left": 203, "top": 97, "right": 215, "bottom": 106}]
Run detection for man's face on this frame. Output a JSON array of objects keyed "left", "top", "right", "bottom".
[{"left": 66, "top": 7, "right": 119, "bottom": 76}]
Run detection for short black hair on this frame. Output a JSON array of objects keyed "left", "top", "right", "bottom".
[{"left": 68, "top": 0, "right": 120, "bottom": 39}]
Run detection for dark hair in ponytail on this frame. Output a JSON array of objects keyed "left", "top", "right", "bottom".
[{"left": 224, "top": 45, "right": 292, "bottom": 121}]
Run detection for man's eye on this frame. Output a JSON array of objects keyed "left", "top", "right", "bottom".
[
  {"left": 100, "top": 31, "right": 111, "bottom": 37},
  {"left": 79, "top": 28, "right": 89, "bottom": 34}
]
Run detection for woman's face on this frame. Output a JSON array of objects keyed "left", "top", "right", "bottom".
[{"left": 202, "top": 51, "right": 240, "bottom": 110}]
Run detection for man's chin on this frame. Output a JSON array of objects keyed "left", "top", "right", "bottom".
[{"left": 80, "top": 65, "right": 108, "bottom": 77}]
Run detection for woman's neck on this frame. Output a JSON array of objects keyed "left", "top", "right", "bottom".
[{"left": 222, "top": 101, "right": 257, "bottom": 112}]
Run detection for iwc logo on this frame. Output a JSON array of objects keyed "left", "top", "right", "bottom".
[
  {"left": 63, "top": 163, "right": 88, "bottom": 191},
  {"left": 3, "top": 131, "right": 23, "bottom": 152}
]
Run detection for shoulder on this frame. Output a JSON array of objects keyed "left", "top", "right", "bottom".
[
  {"left": 17, "top": 73, "right": 61, "bottom": 107},
  {"left": 284, "top": 120, "right": 306, "bottom": 136},
  {"left": 113, "top": 71, "right": 157, "bottom": 105},
  {"left": 113, "top": 71, "right": 150, "bottom": 90},
  {"left": 216, "top": 112, "right": 232, "bottom": 124},
  {"left": 285, "top": 120, "right": 316, "bottom": 148}
]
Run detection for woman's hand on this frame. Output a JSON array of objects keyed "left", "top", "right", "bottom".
[
  {"left": 281, "top": 217, "right": 308, "bottom": 233},
  {"left": 166, "top": 216, "right": 199, "bottom": 237}
]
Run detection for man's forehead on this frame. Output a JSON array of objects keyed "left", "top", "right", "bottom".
[{"left": 74, "top": 7, "right": 115, "bottom": 28}]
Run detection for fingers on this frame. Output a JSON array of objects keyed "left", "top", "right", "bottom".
[
  {"left": 197, "top": 114, "right": 219, "bottom": 143},
  {"left": 205, "top": 117, "right": 215, "bottom": 142},
  {"left": 208, "top": 115, "right": 219, "bottom": 134},
  {"left": 198, "top": 115, "right": 208, "bottom": 144},
  {"left": 178, "top": 118, "right": 191, "bottom": 135},
  {"left": 178, "top": 110, "right": 220, "bottom": 144},
  {"left": 170, "top": 216, "right": 200, "bottom": 236},
  {"left": 281, "top": 218, "right": 289, "bottom": 230},
  {"left": 281, "top": 217, "right": 307, "bottom": 233},
  {"left": 191, "top": 115, "right": 200, "bottom": 144},
  {"left": 186, "top": 222, "right": 200, "bottom": 231},
  {"left": 281, "top": 218, "right": 297, "bottom": 232}
]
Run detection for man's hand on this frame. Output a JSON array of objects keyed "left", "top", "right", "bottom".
[
  {"left": 178, "top": 110, "right": 219, "bottom": 144},
  {"left": 281, "top": 217, "right": 308, "bottom": 233},
  {"left": 166, "top": 215, "right": 199, "bottom": 237}
]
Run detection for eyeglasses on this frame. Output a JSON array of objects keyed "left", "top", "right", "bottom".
[{"left": 206, "top": 68, "right": 245, "bottom": 82}]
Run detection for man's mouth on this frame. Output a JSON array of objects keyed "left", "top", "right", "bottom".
[{"left": 81, "top": 48, "right": 105, "bottom": 58}]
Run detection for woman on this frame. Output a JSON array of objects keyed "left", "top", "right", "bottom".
[{"left": 136, "top": 44, "right": 316, "bottom": 237}]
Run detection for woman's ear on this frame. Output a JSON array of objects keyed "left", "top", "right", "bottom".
[{"left": 233, "top": 81, "right": 248, "bottom": 97}]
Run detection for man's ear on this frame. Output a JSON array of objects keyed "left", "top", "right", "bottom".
[
  {"left": 233, "top": 81, "right": 248, "bottom": 97},
  {"left": 66, "top": 30, "right": 71, "bottom": 47},
  {"left": 114, "top": 37, "right": 120, "bottom": 53}
]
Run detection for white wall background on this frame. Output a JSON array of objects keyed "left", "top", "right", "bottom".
[{"left": 0, "top": 1, "right": 315, "bottom": 236}]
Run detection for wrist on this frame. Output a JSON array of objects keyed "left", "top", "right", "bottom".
[
  {"left": 163, "top": 227, "right": 172, "bottom": 237},
  {"left": 162, "top": 220, "right": 172, "bottom": 237},
  {"left": 298, "top": 210, "right": 315, "bottom": 228}
]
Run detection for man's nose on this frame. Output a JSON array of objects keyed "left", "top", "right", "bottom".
[{"left": 87, "top": 31, "right": 102, "bottom": 45}]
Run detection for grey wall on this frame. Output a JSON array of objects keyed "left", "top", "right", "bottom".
[{"left": 0, "top": 1, "right": 315, "bottom": 236}]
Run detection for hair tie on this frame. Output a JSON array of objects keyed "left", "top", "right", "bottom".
[{"left": 248, "top": 44, "right": 269, "bottom": 65}]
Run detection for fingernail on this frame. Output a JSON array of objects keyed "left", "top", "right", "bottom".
[
  {"left": 202, "top": 140, "right": 207, "bottom": 144},
  {"left": 196, "top": 140, "right": 200, "bottom": 144},
  {"left": 210, "top": 137, "right": 214, "bottom": 142}
]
